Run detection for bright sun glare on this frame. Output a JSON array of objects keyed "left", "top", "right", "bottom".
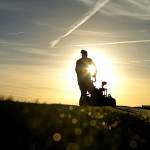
[
  {"left": 88, "top": 65, "right": 96, "bottom": 76},
  {"left": 88, "top": 50, "right": 120, "bottom": 92}
]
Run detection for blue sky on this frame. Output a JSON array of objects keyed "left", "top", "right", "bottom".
[{"left": 0, "top": 0, "right": 150, "bottom": 106}]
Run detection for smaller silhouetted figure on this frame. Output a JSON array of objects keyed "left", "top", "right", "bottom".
[{"left": 75, "top": 50, "right": 97, "bottom": 104}]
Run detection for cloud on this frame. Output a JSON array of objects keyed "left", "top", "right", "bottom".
[
  {"left": 130, "top": 60, "right": 150, "bottom": 63},
  {"left": 0, "top": 40, "right": 62, "bottom": 56},
  {"left": 8, "top": 32, "right": 25, "bottom": 35},
  {"left": 115, "top": 61, "right": 150, "bottom": 69},
  {"left": 0, "top": 41, "right": 25, "bottom": 46},
  {"left": 15, "top": 47, "right": 62, "bottom": 56},
  {"left": 49, "top": 0, "right": 110, "bottom": 48},
  {"left": 18, "top": 49, "right": 50, "bottom": 55},
  {"left": 128, "top": 0, "right": 150, "bottom": 11},
  {"left": 50, "top": 37, "right": 63, "bottom": 48},
  {"left": 111, "top": 59, "right": 150, "bottom": 70},
  {"left": 75, "top": 39, "right": 150, "bottom": 47},
  {"left": 71, "top": 29, "right": 127, "bottom": 37},
  {"left": 0, "top": 32, "right": 25, "bottom": 36},
  {"left": 32, "top": 19, "right": 49, "bottom": 27},
  {"left": 77, "top": 0, "right": 93, "bottom": 5},
  {"left": 100, "top": 0, "right": 150, "bottom": 20}
]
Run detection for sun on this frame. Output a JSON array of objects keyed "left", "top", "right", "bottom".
[
  {"left": 88, "top": 65, "right": 96, "bottom": 76},
  {"left": 87, "top": 50, "right": 119, "bottom": 91}
]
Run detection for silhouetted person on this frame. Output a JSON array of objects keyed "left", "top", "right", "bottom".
[{"left": 75, "top": 50, "right": 97, "bottom": 105}]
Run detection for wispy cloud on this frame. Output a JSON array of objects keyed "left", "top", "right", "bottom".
[
  {"left": 130, "top": 60, "right": 150, "bottom": 63},
  {"left": 17, "top": 48, "right": 60, "bottom": 56},
  {"left": 100, "top": 0, "right": 150, "bottom": 20},
  {"left": 18, "top": 49, "right": 50, "bottom": 55},
  {"left": 0, "top": 39, "right": 63, "bottom": 57},
  {"left": 8, "top": 32, "right": 25, "bottom": 35},
  {"left": 128, "top": 0, "right": 150, "bottom": 12},
  {"left": 72, "top": 29, "right": 122, "bottom": 37},
  {"left": 0, "top": 41, "right": 25, "bottom": 46},
  {"left": 77, "top": 0, "right": 93, "bottom": 5},
  {"left": 0, "top": 32, "right": 25, "bottom": 36},
  {"left": 49, "top": 0, "right": 109, "bottom": 48},
  {"left": 115, "top": 60, "right": 150, "bottom": 69},
  {"left": 75, "top": 39, "right": 150, "bottom": 47},
  {"left": 32, "top": 19, "right": 49, "bottom": 27}
]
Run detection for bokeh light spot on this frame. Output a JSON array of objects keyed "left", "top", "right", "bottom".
[
  {"left": 53, "top": 133, "right": 61, "bottom": 142},
  {"left": 72, "top": 118, "right": 78, "bottom": 124},
  {"left": 75, "top": 128, "right": 82, "bottom": 136},
  {"left": 68, "top": 113, "right": 72, "bottom": 119},
  {"left": 81, "top": 109, "right": 85, "bottom": 112},
  {"left": 88, "top": 112, "right": 91, "bottom": 116},
  {"left": 108, "top": 126, "right": 111, "bottom": 130},
  {"left": 133, "top": 135, "right": 139, "bottom": 140},
  {"left": 98, "top": 115, "right": 103, "bottom": 119},
  {"left": 66, "top": 142, "right": 79, "bottom": 150},
  {"left": 90, "top": 120, "right": 96, "bottom": 126},
  {"left": 102, "top": 122, "right": 106, "bottom": 126},
  {"left": 60, "top": 113, "right": 65, "bottom": 118},
  {"left": 111, "top": 121, "right": 119, "bottom": 128},
  {"left": 129, "top": 140, "right": 138, "bottom": 149},
  {"left": 69, "top": 106, "right": 73, "bottom": 110}
]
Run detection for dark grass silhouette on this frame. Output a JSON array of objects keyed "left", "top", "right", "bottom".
[{"left": 0, "top": 98, "right": 150, "bottom": 150}]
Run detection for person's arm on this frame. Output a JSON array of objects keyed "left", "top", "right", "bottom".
[
  {"left": 75, "top": 60, "right": 81, "bottom": 74},
  {"left": 91, "top": 60, "right": 97, "bottom": 77},
  {"left": 75, "top": 61, "right": 78, "bottom": 73},
  {"left": 76, "top": 60, "right": 85, "bottom": 74}
]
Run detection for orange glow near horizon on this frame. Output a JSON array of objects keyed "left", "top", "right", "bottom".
[
  {"left": 1, "top": 48, "right": 149, "bottom": 107},
  {"left": 1, "top": 47, "right": 149, "bottom": 107}
]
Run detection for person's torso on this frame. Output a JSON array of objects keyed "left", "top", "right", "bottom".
[
  {"left": 77, "top": 58, "right": 92, "bottom": 69},
  {"left": 76, "top": 58, "right": 92, "bottom": 80}
]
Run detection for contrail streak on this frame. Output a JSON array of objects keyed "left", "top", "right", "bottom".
[
  {"left": 75, "top": 39, "right": 150, "bottom": 47},
  {"left": 50, "top": 0, "right": 110, "bottom": 48}
]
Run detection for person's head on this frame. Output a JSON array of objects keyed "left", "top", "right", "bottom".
[{"left": 81, "top": 49, "right": 87, "bottom": 58}]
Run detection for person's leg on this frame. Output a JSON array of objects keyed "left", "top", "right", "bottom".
[
  {"left": 78, "top": 80, "right": 87, "bottom": 105},
  {"left": 78, "top": 81, "right": 87, "bottom": 96}
]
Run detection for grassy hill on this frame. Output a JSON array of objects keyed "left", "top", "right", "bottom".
[{"left": 0, "top": 99, "right": 150, "bottom": 150}]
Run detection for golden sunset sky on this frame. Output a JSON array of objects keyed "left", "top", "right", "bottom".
[{"left": 0, "top": 0, "right": 150, "bottom": 106}]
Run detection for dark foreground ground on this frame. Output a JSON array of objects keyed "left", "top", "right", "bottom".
[{"left": 0, "top": 100, "right": 150, "bottom": 150}]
